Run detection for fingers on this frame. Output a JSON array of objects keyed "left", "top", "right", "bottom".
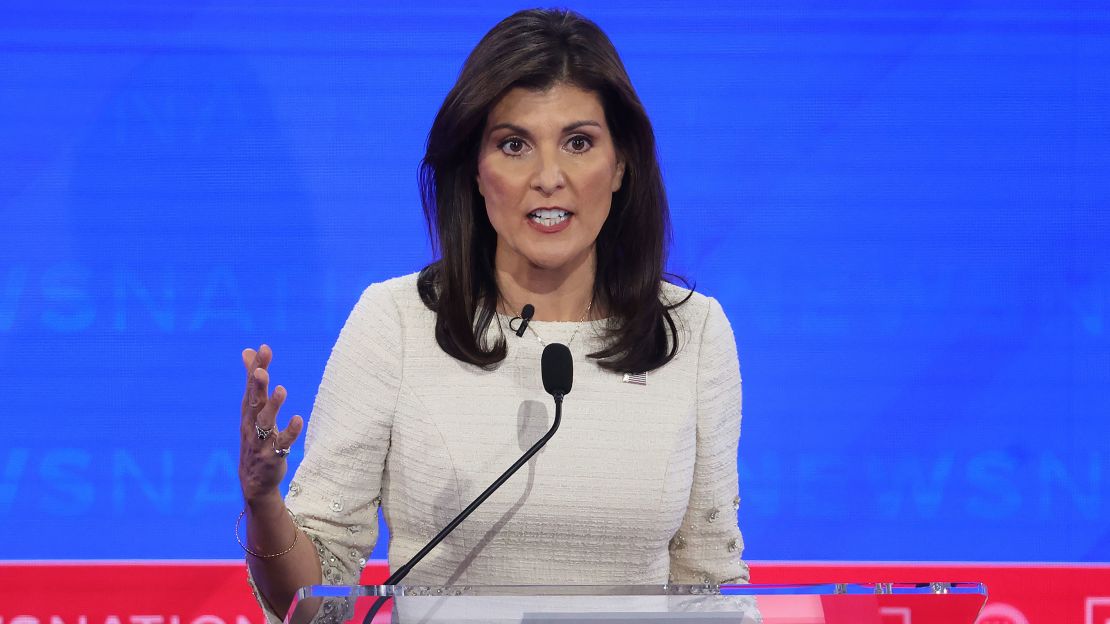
[
  {"left": 239, "top": 367, "right": 270, "bottom": 435},
  {"left": 255, "top": 384, "right": 286, "bottom": 433},
  {"left": 237, "top": 343, "right": 302, "bottom": 457},
  {"left": 243, "top": 345, "right": 272, "bottom": 396},
  {"left": 251, "top": 367, "right": 270, "bottom": 408},
  {"left": 241, "top": 345, "right": 272, "bottom": 416},
  {"left": 273, "top": 415, "right": 305, "bottom": 455},
  {"left": 240, "top": 344, "right": 275, "bottom": 433},
  {"left": 242, "top": 344, "right": 272, "bottom": 374}
]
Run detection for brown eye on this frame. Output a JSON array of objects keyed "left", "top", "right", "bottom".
[
  {"left": 499, "top": 138, "right": 527, "bottom": 155},
  {"left": 567, "top": 135, "right": 592, "bottom": 153}
]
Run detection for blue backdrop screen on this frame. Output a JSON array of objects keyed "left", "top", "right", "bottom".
[{"left": 1, "top": 2, "right": 1108, "bottom": 563}]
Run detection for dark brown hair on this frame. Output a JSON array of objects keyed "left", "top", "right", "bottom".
[{"left": 417, "top": 7, "right": 690, "bottom": 373}]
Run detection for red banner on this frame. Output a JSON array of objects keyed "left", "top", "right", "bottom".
[{"left": 1, "top": 561, "right": 1107, "bottom": 624}]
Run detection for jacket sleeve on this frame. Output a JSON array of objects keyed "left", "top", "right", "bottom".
[
  {"left": 249, "top": 281, "right": 403, "bottom": 623},
  {"left": 668, "top": 296, "right": 749, "bottom": 585}
]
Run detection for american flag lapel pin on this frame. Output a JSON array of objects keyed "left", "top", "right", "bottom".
[{"left": 622, "top": 372, "right": 647, "bottom": 385}]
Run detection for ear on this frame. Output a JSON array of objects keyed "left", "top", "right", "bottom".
[
  {"left": 475, "top": 170, "right": 486, "bottom": 198},
  {"left": 610, "top": 159, "right": 626, "bottom": 193}
]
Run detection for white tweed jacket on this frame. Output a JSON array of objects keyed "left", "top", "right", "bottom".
[{"left": 252, "top": 272, "right": 748, "bottom": 621}]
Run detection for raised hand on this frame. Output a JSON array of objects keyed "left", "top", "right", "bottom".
[{"left": 239, "top": 344, "right": 304, "bottom": 503}]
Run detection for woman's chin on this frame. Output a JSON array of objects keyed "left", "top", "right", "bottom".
[
  {"left": 524, "top": 256, "right": 573, "bottom": 272},
  {"left": 522, "top": 248, "right": 594, "bottom": 274},
  {"left": 496, "top": 239, "right": 596, "bottom": 276}
]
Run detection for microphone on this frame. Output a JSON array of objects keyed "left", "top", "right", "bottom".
[
  {"left": 512, "top": 303, "right": 535, "bottom": 337},
  {"left": 541, "top": 342, "right": 573, "bottom": 401},
  {"left": 361, "top": 343, "right": 574, "bottom": 623}
]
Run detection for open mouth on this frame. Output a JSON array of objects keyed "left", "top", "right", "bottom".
[{"left": 528, "top": 208, "right": 572, "bottom": 227}]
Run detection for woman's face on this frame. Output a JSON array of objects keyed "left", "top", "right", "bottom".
[{"left": 476, "top": 82, "right": 625, "bottom": 276}]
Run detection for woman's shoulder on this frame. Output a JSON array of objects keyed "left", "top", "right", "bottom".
[
  {"left": 659, "top": 279, "right": 737, "bottom": 362},
  {"left": 353, "top": 271, "right": 427, "bottom": 319},
  {"left": 371, "top": 271, "right": 422, "bottom": 295},
  {"left": 659, "top": 278, "right": 724, "bottom": 327}
]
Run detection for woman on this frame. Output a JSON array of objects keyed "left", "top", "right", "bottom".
[{"left": 238, "top": 8, "right": 748, "bottom": 621}]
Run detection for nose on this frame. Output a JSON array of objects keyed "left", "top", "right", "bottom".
[{"left": 531, "top": 150, "right": 566, "bottom": 196}]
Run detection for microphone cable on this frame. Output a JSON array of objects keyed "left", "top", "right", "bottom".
[{"left": 360, "top": 343, "right": 573, "bottom": 624}]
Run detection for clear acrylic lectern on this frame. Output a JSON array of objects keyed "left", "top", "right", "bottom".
[{"left": 285, "top": 582, "right": 987, "bottom": 623}]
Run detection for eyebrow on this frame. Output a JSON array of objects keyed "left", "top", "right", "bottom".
[{"left": 486, "top": 120, "right": 603, "bottom": 138}]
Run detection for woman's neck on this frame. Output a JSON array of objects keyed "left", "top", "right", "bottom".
[{"left": 495, "top": 252, "right": 597, "bottom": 322}]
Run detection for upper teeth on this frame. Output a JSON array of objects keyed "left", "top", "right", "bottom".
[{"left": 531, "top": 209, "right": 569, "bottom": 219}]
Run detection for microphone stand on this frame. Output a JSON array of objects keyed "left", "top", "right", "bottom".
[{"left": 361, "top": 393, "right": 565, "bottom": 623}]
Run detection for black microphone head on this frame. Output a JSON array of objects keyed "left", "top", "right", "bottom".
[
  {"left": 541, "top": 342, "right": 573, "bottom": 398},
  {"left": 521, "top": 304, "right": 535, "bottom": 320}
]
